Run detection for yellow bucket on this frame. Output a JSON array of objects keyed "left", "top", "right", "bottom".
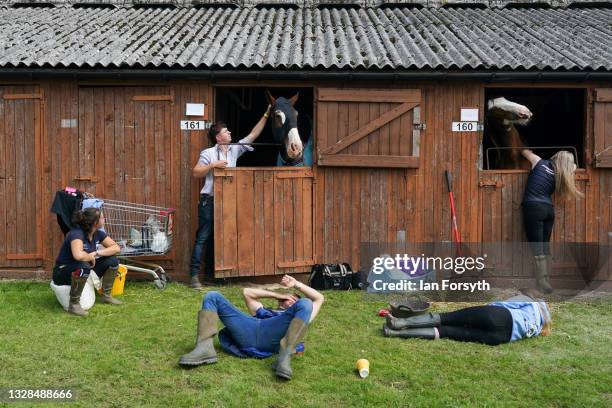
[{"left": 111, "top": 264, "right": 128, "bottom": 296}]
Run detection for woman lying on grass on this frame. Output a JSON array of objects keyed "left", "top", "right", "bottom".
[
  {"left": 384, "top": 289, "right": 551, "bottom": 345},
  {"left": 179, "top": 274, "right": 324, "bottom": 381}
]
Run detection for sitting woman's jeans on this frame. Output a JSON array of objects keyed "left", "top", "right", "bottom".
[
  {"left": 202, "top": 291, "right": 312, "bottom": 353},
  {"left": 52, "top": 256, "right": 120, "bottom": 286}
]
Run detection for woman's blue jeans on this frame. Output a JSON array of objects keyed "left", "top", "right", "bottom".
[{"left": 202, "top": 291, "right": 312, "bottom": 353}]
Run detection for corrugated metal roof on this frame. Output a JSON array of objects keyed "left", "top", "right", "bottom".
[
  {"left": 0, "top": 4, "right": 610, "bottom": 70},
  {"left": 1, "top": 1, "right": 609, "bottom": 8}
]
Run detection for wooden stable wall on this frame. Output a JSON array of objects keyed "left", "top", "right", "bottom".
[{"left": 0, "top": 78, "right": 610, "bottom": 283}]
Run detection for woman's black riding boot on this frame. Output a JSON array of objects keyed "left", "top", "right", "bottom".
[
  {"left": 101, "top": 267, "right": 123, "bottom": 305},
  {"left": 383, "top": 325, "right": 436, "bottom": 340},
  {"left": 274, "top": 318, "right": 309, "bottom": 380},
  {"left": 68, "top": 275, "right": 89, "bottom": 317},
  {"left": 385, "top": 312, "right": 441, "bottom": 330}
]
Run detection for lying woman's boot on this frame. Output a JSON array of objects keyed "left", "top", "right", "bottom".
[
  {"left": 68, "top": 275, "right": 89, "bottom": 317},
  {"left": 383, "top": 325, "right": 436, "bottom": 340},
  {"left": 274, "top": 318, "right": 308, "bottom": 380},
  {"left": 178, "top": 310, "right": 218, "bottom": 366},
  {"left": 101, "top": 268, "right": 123, "bottom": 305},
  {"left": 385, "top": 312, "right": 441, "bottom": 330}
]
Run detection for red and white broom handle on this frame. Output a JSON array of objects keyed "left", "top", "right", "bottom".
[{"left": 445, "top": 170, "right": 461, "bottom": 245}]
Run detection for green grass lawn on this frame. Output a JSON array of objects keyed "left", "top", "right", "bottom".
[{"left": 0, "top": 281, "right": 610, "bottom": 408}]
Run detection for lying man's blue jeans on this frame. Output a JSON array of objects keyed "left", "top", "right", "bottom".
[{"left": 202, "top": 291, "right": 312, "bottom": 353}]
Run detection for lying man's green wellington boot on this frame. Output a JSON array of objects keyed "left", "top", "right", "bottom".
[
  {"left": 383, "top": 325, "right": 437, "bottom": 340},
  {"left": 101, "top": 268, "right": 123, "bottom": 305},
  {"left": 385, "top": 312, "right": 441, "bottom": 330},
  {"left": 178, "top": 310, "right": 219, "bottom": 366},
  {"left": 68, "top": 275, "right": 89, "bottom": 317},
  {"left": 274, "top": 318, "right": 309, "bottom": 380}
]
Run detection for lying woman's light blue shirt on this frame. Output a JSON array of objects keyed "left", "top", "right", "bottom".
[{"left": 490, "top": 296, "right": 551, "bottom": 342}]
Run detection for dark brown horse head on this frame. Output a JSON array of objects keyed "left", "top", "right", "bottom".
[
  {"left": 265, "top": 90, "right": 303, "bottom": 164},
  {"left": 486, "top": 97, "right": 533, "bottom": 169}
]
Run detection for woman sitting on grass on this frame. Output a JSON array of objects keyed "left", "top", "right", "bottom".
[
  {"left": 51, "top": 208, "right": 122, "bottom": 317},
  {"left": 179, "top": 274, "right": 324, "bottom": 381},
  {"left": 384, "top": 289, "right": 551, "bottom": 345}
]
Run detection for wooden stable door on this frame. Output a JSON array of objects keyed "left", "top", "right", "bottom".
[
  {"left": 0, "top": 86, "right": 43, "bottom": 268},
  {"left": 316, "top": 88, "right": 422, "bottom": 168},
  {"left": 213, "top": 168, "right": 315, "bottom": 278},
  {"left": 76, "top": 87, "right": 174, "bottom": 207}
]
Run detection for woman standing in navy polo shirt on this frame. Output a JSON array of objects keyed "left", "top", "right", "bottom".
[
  {"left": 52, "top": 208, "right": 122, "bottom": 316},
  {"left": 520, "top": 149, "right": 582, "bottom": 293}
]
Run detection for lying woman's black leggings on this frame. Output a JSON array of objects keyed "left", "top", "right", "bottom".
[
  {"left": 438, "top": 306, "right": 513, "bottom": 346},
  {"left": 52, "top": 256, "right": 119, "bottom": 286}
]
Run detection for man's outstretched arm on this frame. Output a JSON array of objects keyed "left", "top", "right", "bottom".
[{"left": 281, "top": 275, "right": 324, "bottom": 322}]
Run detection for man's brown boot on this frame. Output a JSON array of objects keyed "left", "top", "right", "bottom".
[
  {"left": 68, "top": 275, "right": 89, "bottom": 317},
  {"left": 178, "top": 310, "right": 219, "bottom": 366}
]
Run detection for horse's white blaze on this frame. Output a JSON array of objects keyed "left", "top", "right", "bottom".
[
  {"left": 286, "top": 127, "right": 303, "bottom": 159},
  {"left": 276, "top": 110, "right": 286, "bottom": 125},
  {"left": 488, "top": 97, "right": 532, "bottom": 124}
]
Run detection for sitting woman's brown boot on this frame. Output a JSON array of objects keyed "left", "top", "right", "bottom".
[
  {"left": 68, "top": 275, "right": 89, "bottom": 317},
  {"left": 101, "top": 268, "right": 123, "bottom": 305}
]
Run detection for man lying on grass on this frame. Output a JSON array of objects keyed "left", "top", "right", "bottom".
[{"left": 179, "top": 275, "right": 324, "bottom": 380}]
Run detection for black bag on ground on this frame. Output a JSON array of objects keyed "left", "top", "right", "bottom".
[{"left": 309, "top": 263, "right": 362, "bottom": 290}]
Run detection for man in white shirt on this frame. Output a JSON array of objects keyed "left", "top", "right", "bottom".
[{"left": 189, "top": 106, "right": 271, "bottom": 288}]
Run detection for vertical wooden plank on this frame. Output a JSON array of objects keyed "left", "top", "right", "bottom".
[
  {"left": 366, "top": 102, "right": 377, "bottom": 156},
  {"left": 24, "top": 98, "right": 36, "bottom": 253},
  {"left": 357, "top": 102, "right": 369, "bottom": 155},
  {"left": 145, "top": 100, "right": 155, "bottom": 204},
  {"left": 338, "top": 101, "right": 349, "bottom": 153},
  {"left": 264, "top": 170, "right": 275, "bottom": 274},
  {"left": 114, "top": 88, "right": 126, "bottom": 200},
  {"left": 237, "top": 171, "right": 254, "bottom": 276},
  {"left": 274, "top": 174, "right": 284, "bottom": 273},
  {"left": 214, "top": 172, "right": 223, "bottom": 276},
  {"left": 101, "top": 89, "right": 112, "bottom": 199},
  {"left": 127, "top": 90, "right": 136, "bottom": 202},
  {"left": 347, "top": 102, "right": 359, "bottom": 155},
  {"left": 83, "top": 88, "right": 95, "bottom": 194},
  {"left": 5, "top": 94, "right": 16, "bottom": 258},
  {"left": 501, "top": 179, "right": 512, "bottom": 274},
  {"left": 15, "top": 98, "right": 26, "bottom": 254},
  {"left": 326, "top": 102, "right": 338, "bottom": 261},
  {"left": 283, "top": 177, "right": 294, "bottom": 273},
  {"left": 303, "top": 175, "right": 313, "bottom": 263},
  {"left": 133, "top": 98, "right": 144, "bottom": 203},
  {"left": 378, "top": 103, "right": 388, "bottom": 156},
  {"left": 294, "top": 176, "right": 304, "bottom": 265},
  {"left": 91, "top": 88, "right": 103, "bottom": 197},
  {"left": 0, "top": 88, "right": 6, "bottom": 264},
  {"left": 223, "top": 174, "right": 238, "bottom": 276},
  {"left": 254, "top": 170, "right": 265, "bottom": 275}
]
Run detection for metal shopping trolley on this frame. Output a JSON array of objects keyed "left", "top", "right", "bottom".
[{"left": 101, "top": 199, "right": 175, "bottom": 289}]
